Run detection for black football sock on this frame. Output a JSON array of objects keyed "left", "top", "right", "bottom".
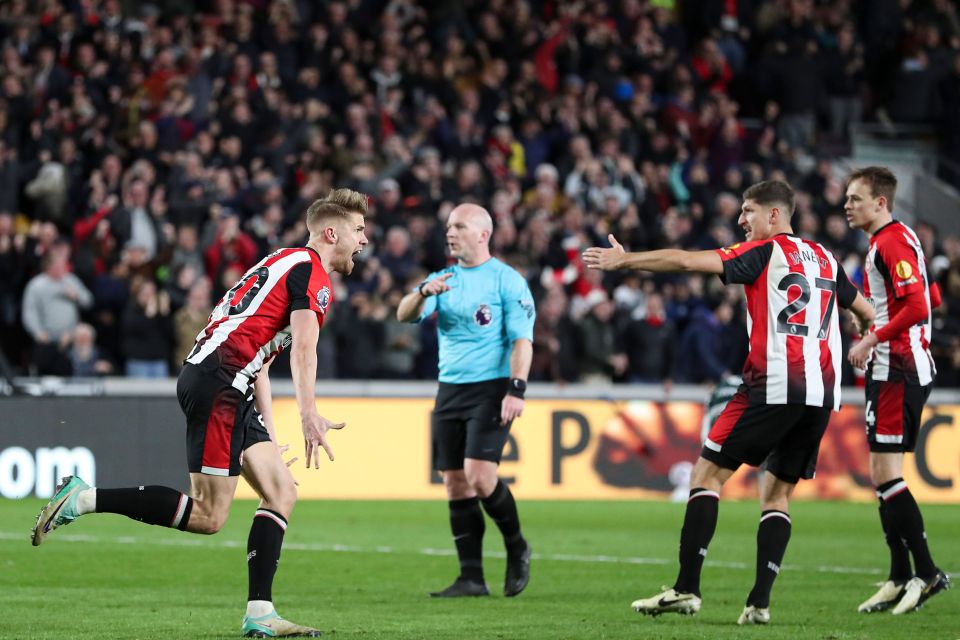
[
  {"left": 449, "top": 497, "right": 485, "bottom": 582},
  {"left": 480, "top": 480, "right": 526, "bottom": 557},
  {"left": 877, "top": 496, "right": 912, "bottom": 582},
  {"left": 96, "top": 486, "right": 193, "bottom": 530},
  {"left": 673, "top": 488, "right": 720, "bottom": 597},
  {"left": 879, "top": 479, "right": 937, "bottom": 580},
  {"left": 247, "top": 509, "right": 287, "bottom": 602},
  {"left": 746, "top": 510, "right": 792, "bottom": 608}
]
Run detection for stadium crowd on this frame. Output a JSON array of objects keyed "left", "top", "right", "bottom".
[{"left": 0, "top": 0, "right": 959, "bottom": 387}]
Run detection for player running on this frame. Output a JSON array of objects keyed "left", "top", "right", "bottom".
[{"left": 32, "top": 189, "right": 369, "bottom": 638}]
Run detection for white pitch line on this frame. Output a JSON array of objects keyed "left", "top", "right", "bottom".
[{"left": 4, "top": 531, "right": 954, "bottom": 578}]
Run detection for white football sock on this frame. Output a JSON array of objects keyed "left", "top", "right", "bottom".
[
  {"left": 246, "top": 600, "right": 274, "bottom": 617},
  {"left": 76, "top": 488, "right": 96, "bottom": 515}
]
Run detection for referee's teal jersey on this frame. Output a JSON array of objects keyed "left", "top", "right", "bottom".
[{"left": 415, "top": 258, "right": 535, "bottom": 384}]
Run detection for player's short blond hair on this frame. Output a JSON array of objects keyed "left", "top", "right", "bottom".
[{"left": 305, "top": 189, "right": 369, "bottom": 231}]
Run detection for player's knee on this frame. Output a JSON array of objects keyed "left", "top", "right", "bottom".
[
  {"left": 441, "top": 471, "right": 472, "bottom": 499},
  {"left": 759, "top": 496, "right": 790, "bottom": 512},
  {"left": 464, "top": 471, "right": 496, "bottom": 497},
  {"left": 870, "top": 468, "right": 894, "bottom": 486},
  {"left": 194, "top": 512, "right": 228, "bottom": 535},
  {"left": 690, "top": 457, "right": 726, "bottom": 491},
  {"left": 869, "top": 455, "right": 902, "bottom": 486}
]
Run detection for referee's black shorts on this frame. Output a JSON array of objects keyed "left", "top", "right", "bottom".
[
  {"left": 431, "top": 378, "right": 511, "bottom": 470},
  {"left": 701, "top": 388, "right": 832, "bottom": 484}
]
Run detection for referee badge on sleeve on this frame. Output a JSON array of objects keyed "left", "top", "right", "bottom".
[{"left": 519, "top": 298, "right": 534, "bottom": 319}]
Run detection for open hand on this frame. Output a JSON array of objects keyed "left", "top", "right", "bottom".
[
  {"left": 301, "top": 414, "right": 347, "bottom": 468},
  {"left": 582, "top": 234, "right": 626, "bottom": 270}
]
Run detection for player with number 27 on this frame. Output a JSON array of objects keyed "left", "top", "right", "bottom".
[{"left": 583, "top": 180, "right": 873, "bottom": 625}]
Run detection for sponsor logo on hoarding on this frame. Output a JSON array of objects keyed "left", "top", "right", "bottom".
[{"left": 0, "top": 447, "right": 96, "bottom": 499}]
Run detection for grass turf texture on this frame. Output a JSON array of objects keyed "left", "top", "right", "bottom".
[{"left": 2, "top": 499, "right": 956, "bottom": 639}]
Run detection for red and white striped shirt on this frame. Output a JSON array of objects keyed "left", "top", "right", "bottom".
[
  {"left": 187, "top": 247, "right": 333, "bottom": 391},
  {"left": 715, "top": 234, "right": 858, "bottom": 410},
  {"left": 863, "top": 221, "right": 935, "bottom": 385}
]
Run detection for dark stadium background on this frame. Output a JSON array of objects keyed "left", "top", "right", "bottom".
[{"left": 0, "top": 0, "right": 957, "bottom": 386}]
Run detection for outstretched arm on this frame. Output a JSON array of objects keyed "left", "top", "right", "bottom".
[{"left": 583, "top": 234, "right": 724, "bottom": 274}]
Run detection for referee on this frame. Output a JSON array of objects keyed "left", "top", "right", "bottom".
[{"left": 397, "top": 203, "right": 535, "bottom": 598}]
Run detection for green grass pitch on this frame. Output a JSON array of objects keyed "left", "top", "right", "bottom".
[{"left": 2, "top": 498, "right": 956, "bottom": 639}]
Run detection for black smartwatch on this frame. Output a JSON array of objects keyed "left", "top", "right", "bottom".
[
  {"left": 417, "top": 282, "right": 428, "bottom": 297},
  {"left": 507, "top": 378, "right": 527, "bottom": 399}
]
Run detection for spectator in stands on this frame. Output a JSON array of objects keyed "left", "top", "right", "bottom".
[
  {"left": 622, "top": 292, "right": 676, "bottom": 386},
  {"left": 172, "top": 277, "right": 212, "bottom": 371},
  {"left": 378, "top": 289, "right": 422, "bottom": 379},
  {"left": 0, "top": 0, "right": 958, "bottom": 387},
  {"left": 673, "top": 297, "right": 735, "bottom": 384},
  {"left": 577, "top": 290, "right": 628, "bottom": 384},
  {"left": 68, "top": 322, "right": 113, "bottom": 377},
  {"left": 121, "top": 277, "right": 173, "bottom": 378},
  {"left": 21, "top": 242, "right": 93, "bottom": 375}
]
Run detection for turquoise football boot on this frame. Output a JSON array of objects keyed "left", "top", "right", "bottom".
[
  {"left": 241, "top": 610, "right": 321, "bottom": 637},
  {"left": 31, "top": 475, "right": 90, "bottom": 546}
]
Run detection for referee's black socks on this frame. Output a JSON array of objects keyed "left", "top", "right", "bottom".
[
  {"left": 747, "top": 510, "right": 791, "bottom": 608},
  {"left": 449, "top": 497, "right": 485, "bottom": 582},
  {"left": 673, "top": 488, "right": 719, "bottom": 597},
  {"left": 879, "top": 478, "right": 936, "bottom": 580},
  {"left": 96, "top": 486, "right": 193, "bottom": 530},
  {"left": 480, "top": 480, "right": 527, "bottom": 557}
]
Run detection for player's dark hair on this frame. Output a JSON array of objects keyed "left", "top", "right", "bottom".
[
  {"left": 847, "top": 166, "right": 897, "bottom": 211},
  {"left": 742, "top": 180, "right": 796, "bottom": 217}
]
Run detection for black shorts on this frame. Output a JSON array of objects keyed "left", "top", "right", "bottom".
[
  {"left": 432, "top": 378, "right": 511, "bottom": 470},
  {"left": 702, "top": 388, "right": 832, "bottom": 484},
  {"left": 865, "top": 377, "right": 932, "bottom": 453},
  {"left": 176, "top": 361, "right": 271, "bottom": 477}
]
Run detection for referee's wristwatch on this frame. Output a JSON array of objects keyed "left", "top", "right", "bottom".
[
  {"left": 417, "top": 282, "right": 429, "bottom": 297},
  {"left": 508, "top": 378, "right": 527, "bottom": 399}
]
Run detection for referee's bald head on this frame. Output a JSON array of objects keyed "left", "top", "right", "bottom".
[{"left": 449, "top": 203, "right": 493, "bottom": 237}]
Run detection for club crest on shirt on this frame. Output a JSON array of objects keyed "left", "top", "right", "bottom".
[
  {"left": 316, "top": 286, "right": 331, "bottom": 313},
  {"left": 474, "top": 304, "right": 493, "bottom": 326}
]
